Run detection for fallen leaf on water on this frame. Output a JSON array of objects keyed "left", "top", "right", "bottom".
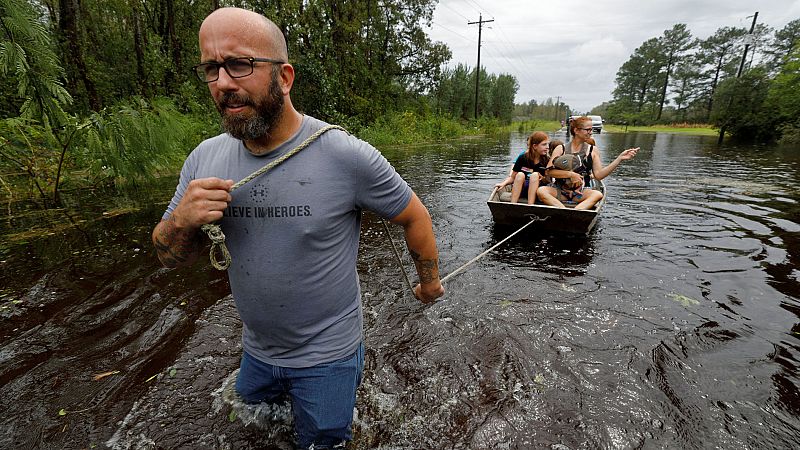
[
  {"left": 668, "top": 293, "right": 700, "bottom": 307},
  {"left": 499, "top": 300, "right": 513, "bottom": 307},
  {"left": 169, "top": 368, "right": 177, "bottom": 377},
  {"left": 145, "top": 374, "right": 158, "bottom": 383},
  {"left": 228, "top": 410, "right": 237, "bottom": 422},
  {"left": 58, "top": 408, "right": 67, "bottom": 416},
  {"left": 92, "top": 370, "right": 120, "bottom": 381}
]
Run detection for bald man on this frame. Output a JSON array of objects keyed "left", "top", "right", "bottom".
[{"left": 152, "top": 7, "right": 444, "bottom": 448}]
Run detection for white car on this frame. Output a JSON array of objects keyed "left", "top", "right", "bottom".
[
  {"left": 588, "top": 115, "right": 603, "bottom": 133},
  {"left": 568, "top": 115, "right": 603, "bottom": 133}
]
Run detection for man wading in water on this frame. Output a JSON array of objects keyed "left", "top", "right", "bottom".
[{"left": 152, "top": 7, "right": 444, "bottom": 448}]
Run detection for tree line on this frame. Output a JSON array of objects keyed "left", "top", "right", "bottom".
[
  {"left": 1, "top": 0, "right": 518, "bottom": 204},
  {"left": 598, "top": 18, "right": 800, "bottom": 143},
  {"left": 513, "top": 97, "right": 572, "bottom": 123}
]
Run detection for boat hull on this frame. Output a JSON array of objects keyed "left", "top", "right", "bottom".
[{"left": 486, "top": 181, "right": 606, "bottom": 234}]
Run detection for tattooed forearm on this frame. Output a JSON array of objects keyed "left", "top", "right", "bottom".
[
  {"left": 153, "top": 217, "right": 202, "bottom": 268},
  {"left": 409, "top": 249, "right": 439, "bottom": 283},
  {"left": 414, "top": 259, "right": 439, "bottom": 283}
]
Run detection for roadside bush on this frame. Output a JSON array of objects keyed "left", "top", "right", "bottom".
[
  {"left": 357, "top": 111, "right": 472, "bottom": 146},
  {"left": 777, "top": 122, "right": 800, "bottom": 145}
]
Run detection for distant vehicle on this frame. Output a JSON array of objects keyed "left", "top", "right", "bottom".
[
  {"left": 567, "top": 115, "right": 603, "bottom": 133},
  {"left": 588, "top": 115, "right": 603, "bottom": 133}
]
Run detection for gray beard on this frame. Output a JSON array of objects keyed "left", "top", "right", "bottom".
[
  {"left": 223, "top": 111, "right": 273, "bottom": 141},
  {"left": 219, "top": 71, "right": 285, "bottom": 141}
]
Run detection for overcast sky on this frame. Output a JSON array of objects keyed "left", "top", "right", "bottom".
[{"left": 426, "top": 0, "right": 800, "bottom": 113}]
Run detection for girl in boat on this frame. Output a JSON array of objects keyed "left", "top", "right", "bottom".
[
  {"left": 494, "top": 131, "right": 550, "bottom": 204},
  {"left": 538, "top": 116, "right": 639, "bottom": 210}
]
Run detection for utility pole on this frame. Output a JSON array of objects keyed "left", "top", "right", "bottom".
[
  {"left": 468, "top": 14, "right": 493, "bottom": 119},
  {"left": 718, "top": 11, "right": 758, "bottom": 144}
]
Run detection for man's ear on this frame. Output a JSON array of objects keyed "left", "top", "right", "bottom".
[{"left": 279, "top": 63, "right": 295, "bottom": 95}]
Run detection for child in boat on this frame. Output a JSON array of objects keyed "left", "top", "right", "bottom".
[
  {"left": 548, "top": 139, "right": 565, "bottom": 159},
  {"left": 494, "top": 131, "right": 550, "bottom": 204}
]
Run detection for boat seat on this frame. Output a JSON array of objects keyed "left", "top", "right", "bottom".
[
  {"left": 498, "top": 191, "right": 529, "bottom": 203},
  {"left": 497, "top": 190, "right": 577, "bottom": 208}
]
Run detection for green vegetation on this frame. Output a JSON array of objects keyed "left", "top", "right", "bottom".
[
  {"left": 498, "top": 120, "right": 562, "bottom": 134},
  {"left": 512, "top": 99, "right": 571, "bottom": 125},
  {"left": 431, "top": 64, "right": 518, "bottom": 122},
  {"left": 357, "top": 111, "right": 483, "bottom": 146},
  {"left": 0, "top": 0, "right": 519, "bottom": 205},
  {"left": 603, "top": 124, "right": 719, "bottom": 136},
  {"left": 601, "top": 17, "right": 800, "bottom": 142}
]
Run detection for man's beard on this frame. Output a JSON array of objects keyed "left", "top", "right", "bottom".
[{"left": 216, "top": 69, "right": 284, "bottom": 141}]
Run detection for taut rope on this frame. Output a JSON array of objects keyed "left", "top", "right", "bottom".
[
  {"left": 440, "top": 216, "right": 543, "bottom": 283},
  {"left": 201, "top": 125, "right": 346, "bottom": 270},
  {"left": 380, "top": 215, "right": 546, "bottom": 294}
]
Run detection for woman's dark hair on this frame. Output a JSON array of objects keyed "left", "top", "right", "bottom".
[{"left": 548, "top": 139, "right": 565, "bottom": 157}]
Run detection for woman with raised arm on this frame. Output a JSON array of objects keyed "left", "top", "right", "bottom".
[
  {"left": 494, "top": 131, "right": 551, "bottom": 205},
  {"left": 538, "top": 116, "right": 639, "bottom": 210}
]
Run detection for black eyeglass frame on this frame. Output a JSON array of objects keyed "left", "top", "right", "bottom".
[
  {"left": 192, "top": 57, "right": 286, "bottom": 83},
  {"left": 578, "top": 127, "right": 593, "bottom": 132}
]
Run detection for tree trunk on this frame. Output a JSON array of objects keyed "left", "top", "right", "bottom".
[
  {"left": 707, "top": 58, "right": 723, "bottom": 121},
  {"left": 58, "top": 0, "right": 101, "bottom": 110},
  {"left": 167, "top": 0, "right": 181, "bottom": 92},
  {"left": 131, "top": 2, "right": 147, "bottom": 96},
  {"left": 636, "top": 79, "right": 649, "bottom": 113},
  {"left": 656, "top": 56, "right": 673, "bottom": 120}
]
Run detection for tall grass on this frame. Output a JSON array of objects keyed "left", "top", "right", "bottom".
[{"left": 356, "top": 111, "right": 487, "bottom": 146}]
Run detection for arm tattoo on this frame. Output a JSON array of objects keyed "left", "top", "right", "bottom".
[
  {"left": 154, "top": 217, "right": 201, "bottom": 268},
  {"left": 409, "top": 249, "right": 439, "bottom": 283}
]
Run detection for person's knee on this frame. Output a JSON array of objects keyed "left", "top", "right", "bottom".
[
  {"left": 235, "top": 372, "right": 266, "bottom": 403},
  {"left": 235, "top": 352, "right": 279, "bottom": 404},
  {"left": 514, "top": 172, "right": 526, "bottom": 183}
]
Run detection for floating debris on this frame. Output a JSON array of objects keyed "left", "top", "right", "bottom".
[
  {"left": 668, "top": 293, "right": 700, "bottom": 307},
  {"left": 92, "top": 370, "right": 120, "bottom": 381}
]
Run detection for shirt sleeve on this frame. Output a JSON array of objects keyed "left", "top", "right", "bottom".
[
  {"left": 162, "top": 147, "right": 200, "bottom": 220},
  {"left": 511, "top": 153, "right": 525, "bottom": 173},
  {"left": 353, "top": 138, "right": 412, "bottom": 220}
]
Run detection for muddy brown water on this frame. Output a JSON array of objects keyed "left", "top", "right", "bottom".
[{"left": 1, "top": 132, "right": 798, "bottom": 449}]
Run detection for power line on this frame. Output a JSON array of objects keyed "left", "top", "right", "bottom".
[
  {"left": 438, "top": 1, "right": 471, "bottom": 22},
  {"left": 431, "top": 21, "right": 475, "bottom": 44},
  {"left": 463, "top": 0, "right": 493, "bottom": 17},
  {"left": 478, "top": 29, "right": 540, "bottom": 94},
  {"left": 484, "top": 29, "right": 539, "bottom": 83}
]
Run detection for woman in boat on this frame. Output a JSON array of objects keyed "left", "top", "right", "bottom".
[
  {"left": 538, "top": 116, "right": 639, "bottom": 210},
  {"left": 494, "top": 131, "right": 550, "bottom": 204}
]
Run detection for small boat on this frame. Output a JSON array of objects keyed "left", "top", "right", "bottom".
[{"left": 486, "top": 180, "right": 606, "bottom": 234}]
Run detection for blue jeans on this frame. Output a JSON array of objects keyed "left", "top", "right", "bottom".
[{"left": 235, "top": 343, "right": 365, "bottom": 449}]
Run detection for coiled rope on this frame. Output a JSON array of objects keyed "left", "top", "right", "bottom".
[{"left": 201, "top": 125, "right": 346, "bottom": 270}]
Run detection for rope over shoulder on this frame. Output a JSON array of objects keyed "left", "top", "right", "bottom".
[{"left": 202, "top": 124, "right": 347, "bottom": 270}]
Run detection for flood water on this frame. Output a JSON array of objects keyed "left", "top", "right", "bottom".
[{"left": 1, "top": 131, "right": 799, "bottom": 449}]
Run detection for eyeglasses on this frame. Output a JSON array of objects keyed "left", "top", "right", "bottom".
[
  {"left": 192, "top": 57, "right": 285, "bottom": 83},
  {"left": 579, "top": 127, "right": 593, "bottom": 132}
]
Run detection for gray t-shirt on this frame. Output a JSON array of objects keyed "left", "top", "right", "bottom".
[{"left": 163, "top": 115, "right": 412, "bottom": 367}]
